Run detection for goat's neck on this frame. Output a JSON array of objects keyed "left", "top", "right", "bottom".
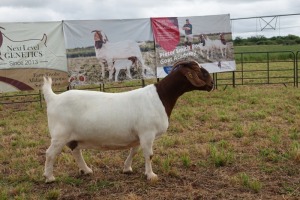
[{"left": 155, "top": 74, "right": 191, "bottom": 118}]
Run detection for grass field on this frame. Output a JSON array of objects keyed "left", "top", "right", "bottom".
[
  {"left": 235, "top": 44, "right": 300, "bottom": 53},
  {"left": 214, "top": 44, "right": 300, "bottom": 87},
  {"left": 0, "top": 83, "right": 299, "bottom": 199}
]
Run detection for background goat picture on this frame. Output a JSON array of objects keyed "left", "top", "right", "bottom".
[
  {"left": 63, "top": 19, "right": 156, "bottom": 85},
  {"left": 92, "top": 30, "right": 154, "bottom": 81},
  {"left": 42, "top": 60, "right": 214, "bottom": 183}
]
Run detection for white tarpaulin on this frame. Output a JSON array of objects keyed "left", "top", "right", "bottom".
[
  {"left": 0, "top": 14, "right": 236, "bottom": 92},
  {"left": 0, "top": 21, "right": 68, "bottom": 92},
  {"left": 63, "top": 19, "right": 156, "bottom": 86}
]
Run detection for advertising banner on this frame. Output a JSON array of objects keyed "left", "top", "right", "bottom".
[
  {"left": 0, "top": 22, "right": 68, "bottom": 92},
  {"left": 63, "top": 19, "right": 156, "bottom": 86},
  {"left": 152, "top": 14, "right": 236, "bottom": 78},
  {"left": 0, "top": 14, "right": 236, "bottom": 93}
]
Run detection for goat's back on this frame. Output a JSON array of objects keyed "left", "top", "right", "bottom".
[
  {"left": 45, "top": 85, "right": 169, "bottom": 148},
  {"left": 96, "top": 40, "right": 143, "bottom": 60}
]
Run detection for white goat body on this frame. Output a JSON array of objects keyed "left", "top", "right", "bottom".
[
  {"left": 42, "top": 60, "right": 214, "bottom": 183},
  {"left": 110, "top": 58, "right": 134, "bottom": 82},
  {"left": 43, "top": 77, "right": 168, "bottom": 182},
  {"left": 95, "top": 40, "right": 142, "bottom": 62},
  {"left": 95, "top": 39, "right": 148, "bottom": 78},
  {"left": 44, "top": 83, "right": 168, "bottom": 149},
  {"left": 199, "top": 35, "right": 227, "bottom": 59}
]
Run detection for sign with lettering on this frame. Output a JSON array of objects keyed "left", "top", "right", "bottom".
[
  {"left": 0, "top": 14, "right": 236, "bottom": 93},
  {"left": 151, "top": 17, "right": 180, "bottom": 52},
  {"left": 0, "top": 22, "right": 68, "bottom": 92},
  {"left": 154, "top": 15, "right": 236, "bottom": 78}
]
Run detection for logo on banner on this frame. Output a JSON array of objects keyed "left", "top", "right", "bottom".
[
  {"left": 0, "top": 26, "right": 47, "bottom": 66},
  {"left": 163, "top": 66, "right": 173, "bottom": 74},
  {"left": 0, "top": 24, "right": 68, "bottom": 92},
  {"left": 151, "top": 17, "right": 180, "bottom": 52}
]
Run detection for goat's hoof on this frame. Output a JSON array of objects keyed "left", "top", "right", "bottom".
[
  {"left": 146, "top": 172, "right": 158, "bottom": 182},
  {"left": 45, "top": 176, "right": 56, "bottom": 183},
  {"left": 79, "top": 168, "right": 93, "bottom": 175},
  {"left": 123, "top": 169, "right": 133, "bottom": 174},
  {"left": 123, "top": 167, "right": 133, "bottom": 174}
]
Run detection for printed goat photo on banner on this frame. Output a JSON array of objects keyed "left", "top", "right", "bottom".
[{"left": 63, "top": 19, "right": 156, "bottom": 86}]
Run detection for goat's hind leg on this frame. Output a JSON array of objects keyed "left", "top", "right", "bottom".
[
  {"left": 44, "top": 139, "right": 65, "bottom": 183},
  {"left": 123, "top": 146, "right": 139, "bottom": 174},
  {"left": 67, "top": 141, "right": 93, "bottom": 175}
]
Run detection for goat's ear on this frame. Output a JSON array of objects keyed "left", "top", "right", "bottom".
[{"left": 183, "top": 68, "right": 206, "bottom": 87}]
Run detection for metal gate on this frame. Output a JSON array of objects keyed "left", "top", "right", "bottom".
[{"left": 214, "top": 51, "right": 297, "bottom": 88}]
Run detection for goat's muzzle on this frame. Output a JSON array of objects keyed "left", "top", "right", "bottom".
[{"left": 207, "top": 80, "right": 215, "bottom": 92}]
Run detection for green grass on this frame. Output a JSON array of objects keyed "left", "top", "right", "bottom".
[
  {"left": 1, "top": 76, "right": 300, "bottom": 198},
  {"left": 0, "top": 44, "right": 300, "bottom": 199},
  {"left": 233, "top": 45, "right": 300, "bottom": 64},
  {"left": 212, "top": 44, "right": 300, "bottom": 87},
  {"left": 237, "top": 172, "right": 263, "bottom": 193},
  {"left": 235, "top": 44, "right": 300, "bottom": 53}
]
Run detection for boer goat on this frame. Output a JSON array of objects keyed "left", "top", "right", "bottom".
[
  {"left": 42, "top": 60, "right": 214, "bottom": 183},
  {"left": 110, "top": 57, "right": 137, "bottom": 82},
  {"left": 198, "top": 34, "right": 227, "bottom": 59},
  {"left": 92, "top": 30, "right": 150, "bottom": 79}
]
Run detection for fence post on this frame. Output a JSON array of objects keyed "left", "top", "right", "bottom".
[
  {"left": 233, "top": 71, "right": 236, "bottom": 88},
  {"left": 296, "top": 51, "right": 299, "bottom": 87},
  {"left": 241, "top": 53, "right": 244, "bottom": 85},
  {"left": 267, "top": 52, "right": 270, "bottom": 84},
  {"left": 213, "top": 73, "right": 218, "bottom": 89},
  {"left": 39, "top": 90, "right": 43, "bottom": 108}
]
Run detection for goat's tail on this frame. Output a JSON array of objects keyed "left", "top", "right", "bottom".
[{"left": 42, "top": 77, "right": 56, "bottom": 104}]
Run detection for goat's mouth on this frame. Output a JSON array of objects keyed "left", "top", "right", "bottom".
[{"left": 206, "top": 83, "right": 214, "bottom": 92}]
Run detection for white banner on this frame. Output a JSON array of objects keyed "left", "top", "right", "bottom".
[
  {"left": 0, "top": 21, "right": 68, "bottom": 92},
  {"left": 0, "top": 14, "right": 236, "bottom": 92},
  {"left": 63, "top": 19, "right": 156, "bottom": 86}
]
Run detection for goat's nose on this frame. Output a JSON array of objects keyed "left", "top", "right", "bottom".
[{"left": 210, "top": 81, "right": 215, "bottom": 90}]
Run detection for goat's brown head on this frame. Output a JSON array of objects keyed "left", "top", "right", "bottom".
[
  {"left": 155, "top": 60, "right": 214, "bottom": 118},
  {"left": 91, "top": 30, "right": 108, "bottom": 45},
  {"left": 171, "top": 60, "right": 214, "bottom": 92}
]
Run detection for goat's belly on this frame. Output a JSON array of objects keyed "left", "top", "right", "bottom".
[
  {"left": 71, "top": 129, "right": 140, "bottom": 150},
  {"left": 77, "top": 139, "right": 140, "bottom": 150}
]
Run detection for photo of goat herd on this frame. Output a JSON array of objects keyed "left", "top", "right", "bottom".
[{"left": 1, "top": 12, "right": 299, "bottom": 200}]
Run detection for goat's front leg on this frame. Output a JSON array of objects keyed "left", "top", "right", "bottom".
[
  {"left": 98, "top": 60, "right": 106, "bottom": 79},
  {"left": 115, "top": 69, "right": 120, "bottom": 82},
  {"left": 140, "top": 136, "right": 157, "bottom": 181},
  {"left": 126, "top": 67, "right": 132, "bottom": 80},
  {"left": 220, "top": 48, "right": 224, "bottom": 57},
  {"left": 123, "top": 146, "right": 139, "bottom": 174},
  {"left": 71, "top": 148, "right": 93, "bottom": 175},
  {"left": 108, "top": 68, "right": 114, "bottom": 81},
  {"left": 138, "top": 58, "right": 147, "bottom": 78},
  {"left": 107, "top": 62, "right": 115, "bottom": 81}
]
